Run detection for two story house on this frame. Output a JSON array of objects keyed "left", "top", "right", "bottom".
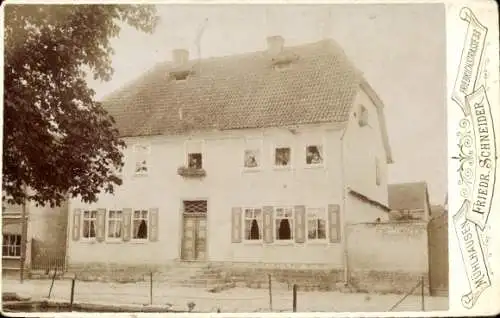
[{"left": 66, "top": 36, "right": 393, "bottom": 285}]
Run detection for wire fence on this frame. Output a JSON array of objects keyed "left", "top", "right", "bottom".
[{"left": 5, "top": 269, "right": 440, "bottom": 313}]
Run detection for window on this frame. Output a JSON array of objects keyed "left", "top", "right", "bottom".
[
  {"left": 134, "top": 144, "right": 150, "bottom": 175},
  {"left": 132, "top": 210, "right": 149, "bottom": 240},
  {"left": 307, "top": 208, "right": 327, "bottom": 240},
  {"left": 274, "top": 207, "right": 294, "bottom": 241},
  {"left": 306, "top": 145, "right": 324, "bottom": 165},
  {"left": 186, "top": 140, "right": 203, "bottom": 169},
  {"left": 82, "top": 210, "right": 97, "bottom": 239},
  {"left": 107, "top": 210, "right": 123, "bottom": 239},
  {"left": 359, "top": 105, "right": 368, "bottom": 126},
  {"left": 188, "top": 153, "right": 203, "bottom": 169},
  {"left": 375, "top": 158, "right": 381, "bottom": 186},
  {"left": 243, "top": 208, "right": 263, "bottom": 241},
  {"left": 274, "top": 147, "right": 291, "bottom": 167},
  {"left": 243, "top": 138, "right": 262, "bottom": 170},
  {"left": 2, "top": 234, "right": 21, "bottom": 257}
]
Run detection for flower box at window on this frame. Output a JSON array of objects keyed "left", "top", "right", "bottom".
[
  {"left": 307, "top": 208, "right": 327, "bottom": 240},
  {"left": 132, "top": 210, "right": 149, "bottom": 240},
  {"left": 274, "top": 147, "right": 291, "bottom": 168},
  {"left": 177, "top": 166, "right": 206, "bottom": 178},
  {"left": 274, "top": 207, "right": 294, "bottom": 241},
  {"left": 243, "top": 208, "right": 263, "bottom": 241},
  {"left": 2, "top": 234, "right": 21, "bottom": 257},
  {"left": 107, "top": 210, "right": 123, "bottom": 240},
  {"left": 306, "top": 145, "right": 324, "bottom": 166},
  {"left": 82, "top": 210, "right": 97, "bottom": 239}
]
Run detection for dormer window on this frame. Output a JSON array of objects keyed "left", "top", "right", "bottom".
[
  {"left": 169, "top": 69, "right": 192, "bottom": 82},
  {"left": 358, "top": 105, "right": 369, "bottom": 127}
]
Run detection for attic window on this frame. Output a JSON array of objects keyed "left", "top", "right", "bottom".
[
  {"left": 170, "top": 69, "right": 192, "bottom": 82},
  {"left": 358, "top": 105, "right": 369, "bottom": 127},
  {"left": 271, "top": 54, "right": 297, "bottom": 71}
]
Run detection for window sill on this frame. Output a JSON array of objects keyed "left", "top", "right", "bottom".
[
  {"left": 2, "top": 256, "right": 21, "bottom": 260},
  {"left": 243, "top": 240, "right": 263, "bottom": 245},
  {"left": 271, "top": 240, "right": 295, "bottom": 246},
  {"left": 306, "top": 240, "right": 329, "bottom": 245},
  {"left": 272, "top": 166, "right": 293, "bottom": 171},
  {"left": 105, "top": 239, "right": 123, "bottom": 244},
  {"left": 242, "top": 168, "right": 261, "bottom": 173},
  {"left": 304, "top": 164, "right": 325, "bottom": 169},
  {"left": 79, "top": 240, "right": 98, "bottom": 244},
  {"left": 129, "top": 239, "right": 149, "bottom": 244}
]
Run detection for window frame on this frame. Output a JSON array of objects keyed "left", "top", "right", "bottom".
[
  {"left": 131, "top": 209, "right": 149, "bottom": 242},
  {"left": 133, "top": 144, "right": 151, "bottom": 176},
  {"left": 106, "top": 209, "right": 123, "bottom": 242},
  {"left": 242, "top": 207, "right": 264, "bottom": 243},
  {"left": 273, "top": 206, "right": 294, "bottom": 243},
  {"left": 305, "top": 144, "right": 325, "bottom": 168},
  {"left": 272, "top": 145, "right": 293, "bottom": 169},
  {"left": 81, "top": 210, "right": 98, "bottom": 241},
  {"left": 2, "top": 234, "right": 22, "bottom": 258},
  {"left": 185, "top": 140, "right": 205, "bottom": 170},
  {"left": 306, "top": 207, "right": 329, "bottom": 243},
  {"left": 243, "top": 138, "right": 263, "bottom": 172}
]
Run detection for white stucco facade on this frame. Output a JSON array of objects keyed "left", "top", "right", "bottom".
[{"left": 66, "top": 85, "right": 392, "bottom": 269}]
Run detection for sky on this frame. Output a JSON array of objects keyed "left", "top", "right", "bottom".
[{"left": 86, "top": 3, "right": 447, "bottom": 205}]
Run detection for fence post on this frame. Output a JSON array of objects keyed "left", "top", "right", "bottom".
[
  {"left": 48, "top": 267, "right": 57, "bottom": 298},
  {"left": 268, "top": 274, "right": 273, "bottom": 312},
  {"left": 421, "top": 276, "right": 425, "bottom": 311},
  {"left": 69, "top": 278, "right": 76, "bottom": 311},
  {"left": 292, "top": 284, "right": 298, "bottom": 312},
  {"left": 150, "top": 271, "right": 153, "bottom": 305}
]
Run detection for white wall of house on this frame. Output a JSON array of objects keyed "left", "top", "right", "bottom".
[
  {"left": 342, "top": 87, "right": 390, "bottom": 224},
  {"left": 67, "top": 124, "right": 348, "bottom": 267}
]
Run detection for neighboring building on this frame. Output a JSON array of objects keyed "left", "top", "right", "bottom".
[
  {"left": 2, "top": 199, "right": 68, "bottom": 277},
  {"left": 66, "top": 36, "right": 393, "bottom": 286},
  {"left": 388, "top": 181, "right": 432, "bottom": 221}
]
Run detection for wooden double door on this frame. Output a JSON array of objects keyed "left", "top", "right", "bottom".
[{"left": 181, "top": 201, "right": 207, "bottom": 261}]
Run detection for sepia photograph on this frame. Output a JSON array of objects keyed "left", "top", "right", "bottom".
[{"left": 3, "top": 0, "right": 486, "bottom": 314}]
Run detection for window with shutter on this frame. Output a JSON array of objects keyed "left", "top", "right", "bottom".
[
  {"left": 82, "top": 210, "right": 97, "bottom": 240},
  {"left": 262, "top": 206, "right": 274, "bottom": 244},
  {"left": 96, "top": 209, "right": 106, "bottom": 242},
  {"left": 149, "top": 208, "right": 159, "bottom": 242},
  {"left": 307, "top": 207, "right": 328, "bottom": 241},
  {"left": 122, "top": 208, "right": 132, "bottom": 242},
  {"left": 294, "top": 205, "right": 306, "bottom": 243},
  {"left": 243, "top": 208, "right": 263, "bottom": 241},
  {"left": 132, "top": 210, "right": 149, "bottom": 240},
  {"left": 274, "top": 207, "right": 294, "bottom": 241},
  {"left": 107, "top": 210, "right": 123, "bottom": 240},
  {"left": 231, "top": 207, "right": 242, "bottom": 243},
  {"left": 328, "top": 204, "right": 341, "bottom": 243},
  {"left": 72, "top": 209, "right": 82, "bottom": 241}
]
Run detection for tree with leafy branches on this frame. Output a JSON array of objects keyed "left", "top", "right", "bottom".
[{"left": 3, "top": 4, "right": 160, "bottom": 207}]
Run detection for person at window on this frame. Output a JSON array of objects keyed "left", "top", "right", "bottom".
[
  {"left": 275, "top": 148, "right": 290, "bottom": 166},
  {"left": 245, "top": 151, "right": 258, "bottom": 168},
  {"left": 306, "top": 146, "right": 322, "bottom": 164},
  {"left": 188, "top": 154, "right": 202, "bottom": 169}
]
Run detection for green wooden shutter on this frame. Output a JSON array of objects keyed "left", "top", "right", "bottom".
[
  {"left": 328, "top": 204, "right": 341, "bottom": 243},
  {"left": 96, "top": 208, "right": 106, "bottom": 242},
  {"left": 149, "top": 208, "right": 159, "bottom": 242},
  {"left": 263, "top": 206, "right": 274, "bottom": 244},
  {"left": 122, "top": 208, "right": 132, "bottom": 242},
  {"left": 231, "top": 207, "right": 242, "bottom": 243},
  {"left": 294, "top": 205, "right": 306, "bottom": 243},
  {"left": 72, "top": 209, "right": 82, "bottom": 241}
]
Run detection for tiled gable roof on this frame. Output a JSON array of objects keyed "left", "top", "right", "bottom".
[
  {"left": 101, "top": 39, "right": 364, "bottom": 138},
  {"left": 388, "top": 182, "right": 429, "bottom": 211}
]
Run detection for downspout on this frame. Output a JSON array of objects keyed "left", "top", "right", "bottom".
[{"left": 339, "top": 127, "right": 349, "bottom": 286}]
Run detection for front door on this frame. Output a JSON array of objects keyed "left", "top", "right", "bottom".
[{"left": 181, "top": 200, "right": 207, "bottom": 261}]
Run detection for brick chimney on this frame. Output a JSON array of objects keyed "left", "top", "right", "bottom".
[
  {"left": 266, "top": 35, "right": 284, "bottom": 55},
  {"left": 172, "top": 49, "right": 189, "bottom": 65}
]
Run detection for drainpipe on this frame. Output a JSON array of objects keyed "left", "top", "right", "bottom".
[{"left": 339, "top": 127, "right": 349, "bottom": 286}]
